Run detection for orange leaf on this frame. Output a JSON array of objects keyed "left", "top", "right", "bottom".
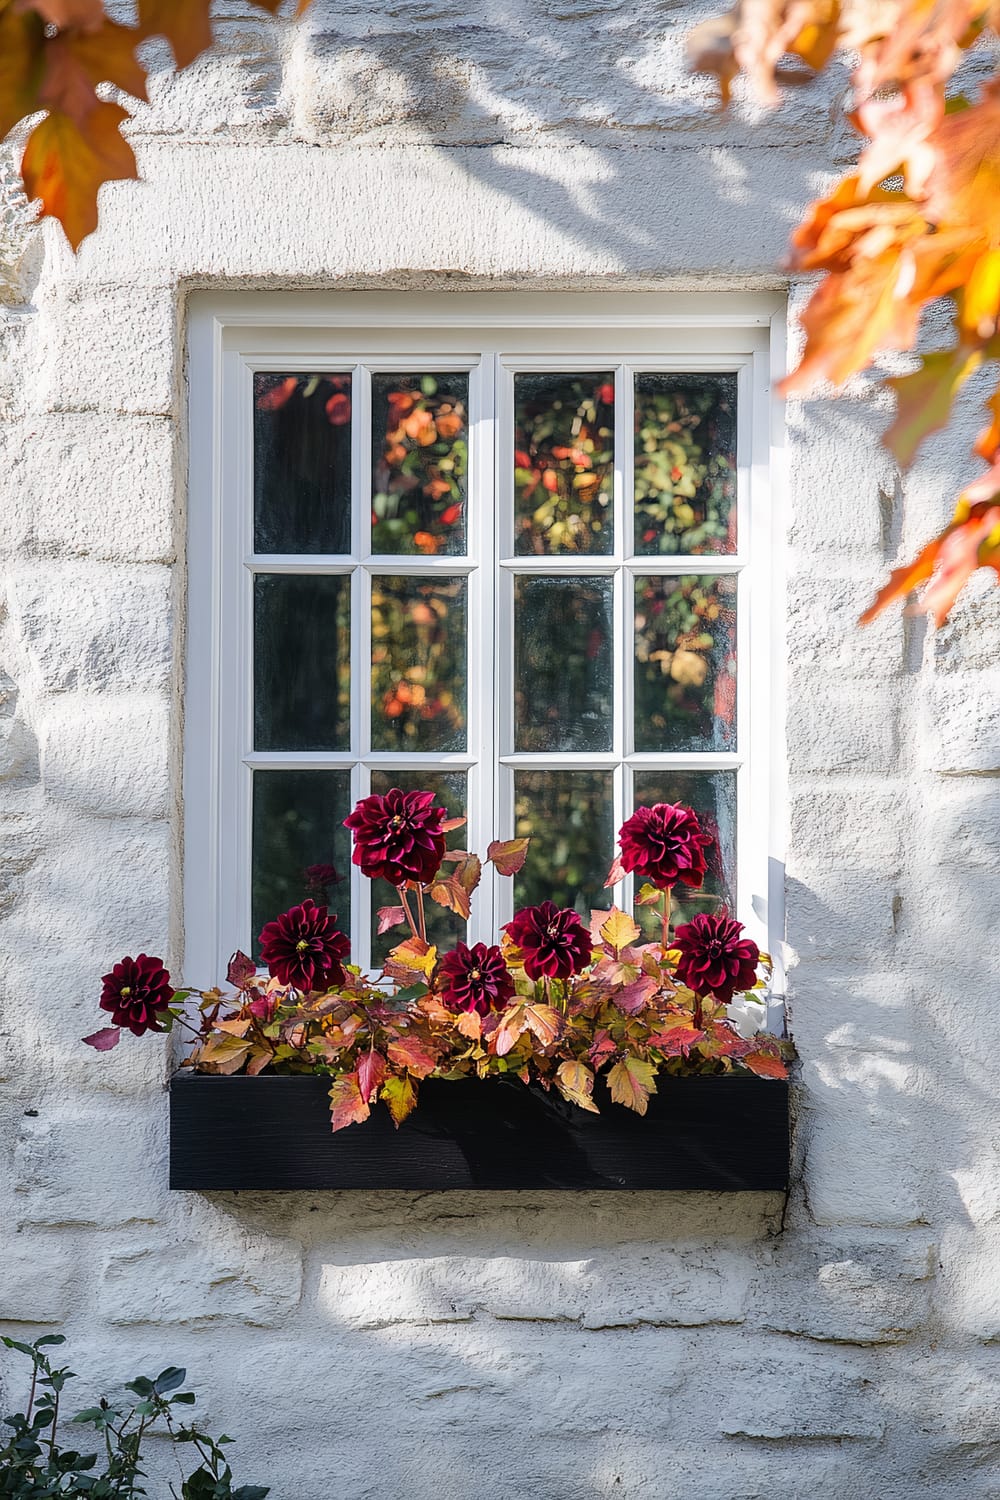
[
  {"left": 523, "top": 1003, "right": 564, "bottom": 1049},
  {"left": 487, "top": 837, "right": 530, "bottom": 877},
  {"left": 382, "top": 1072, "right": 417, "bottom": 1126},
  {"left": 19, "top": 0, "right": 105, "bottom": 29},
  {"left": 606, "top": 1056, "right": 657, "bottom": 1115},
  {"left": 329, "top": 1072, "right": 371, "bottom": 1131},
  {"left": 40, "top": 20, "right": 149, "bottom": 125},
  {"left": 742, "top": 1049, "right": 789, "bottom": 1080},
  {"left": 136, "top": 0, "right": 213, "bottom": 67},
  {"left": 385, "top": 1033, "right": 440, "bottom": 1078},
  {"left": 884, "top": 347, "right": 984, "bottom": 467},
  {"left": 0, "top": 8, "right": 45, "bottom": 141},
  {"left": 383, "top": 935, "right": 436, "bottom": 983},
  {"left": 21, "top": 102, "right": 137, "bottom": 250},
  {"left": 493, "top": 1003, "right": 527, "bottom": 1057}
]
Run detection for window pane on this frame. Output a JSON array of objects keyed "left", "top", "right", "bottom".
[
  {"left": 634, "top": 373, "right": 737, "bottom": 556},
  {"left": 369, "top": 769, "right": 468, "bottom": 964},
  {"left": 254, "top": 575, "right": 351, "bottom": 751},
  {"left": 514, "top": 373, "right": 614, "bottom": 555},
  {"left": 631, "top": 770, "right": 736, "bottom": 933},
  {"left": 252, "top": 770, "right": 352, "bottom": 955},
  {"left": 371, "top": 576, "right": 467, "bottom": 751},
  {"left": 371, "top": 373, "right": 469, "bottom": 556},
  {"left": 514, "top": 575, "right": 613, "bottom": 752},
  {"left": 634, "top": 574, "right": 737, "bottom": 753},
  {"left": 254, "top": 373, "right": 352, "bottom": 555},
  {"left": 514, "top": 770, "right": 614, "bottom": 917}
]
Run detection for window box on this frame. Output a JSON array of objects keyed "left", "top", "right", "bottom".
[{"left": 168, "top": 1072, "right": 789, "bottom": 1192}]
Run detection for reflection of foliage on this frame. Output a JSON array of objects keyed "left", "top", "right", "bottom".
[
  {"left": 633, "top": 770, "right": 736, "bottom": 933},
  {"left": 515, "top": 577, "right": 612, "bottom": 752},
  {"left": 634, "top": 375, "right": 737, "bottom": 555},
  {"left": 372, "top": 375, "right": 468, "bottom": 556},
  {"left": 371, "top": 576, "right": 467, "bottom": 750},
  {"left": 634, "top": 575, "right": 737, "bottom": 752},
  {"left": 514, "top": 772, "right": 614, "bottom": 916},
  {"left": 252, "top": 771, "right": 352, "bottom": 956},
  {"left": 514, "top": 374, "right": 614, "bottom": 554},
  {"left": 370, "top": 770, "right": 466, "bottom": 963},
  {"left": 253, "top": 373, "right": 352, "bottom": 554}
]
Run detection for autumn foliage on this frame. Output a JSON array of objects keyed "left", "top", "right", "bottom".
[
  {"left": 690, "top": 0, "right": 1000, "bottom": 623},
  {"left": 0, "top": 0, "right": 309, "bottom": 250}
]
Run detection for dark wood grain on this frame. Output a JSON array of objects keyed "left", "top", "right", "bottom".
[{"left": 169, "top": 1073, "right": 789, "bottom": 1192}]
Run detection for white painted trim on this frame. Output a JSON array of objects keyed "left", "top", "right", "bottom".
[{"left": 184, "top": 293, "right": 783, "bottom": 990}]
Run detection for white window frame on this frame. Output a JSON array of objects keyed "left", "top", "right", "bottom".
[{"left": 185, "top": 291, "right": 787, "bottom": 999}]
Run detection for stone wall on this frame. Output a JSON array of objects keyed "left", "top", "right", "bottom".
[{"left": 2, "top": 3, "right": 999, "bottom": 1495}]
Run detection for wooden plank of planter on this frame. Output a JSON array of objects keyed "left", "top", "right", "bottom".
[{"left": 169, "top": 1073, "right": 789, "bottom": 1192}]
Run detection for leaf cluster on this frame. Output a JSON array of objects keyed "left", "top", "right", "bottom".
[{"left": 0, "top": 1336, "right": 267, "bottom": 1499}]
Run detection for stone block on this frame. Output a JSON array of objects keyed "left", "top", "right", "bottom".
[
  {"left": 40, "top": 695, "right": 170, "bottom": 819},
  {"left": 921, "top": 674, "right": 1000, "bottom": 774},
  {"left": 786, "top": 395, "right": 896, "bottom": 559},
  {"left": 34, "top": 288, "right": 177, "bottom": 417},
  {"left": 787, "top": 686, "right": 901, "bottom": 774},
  {"left": 750, "top": 1234, "right": 935, "bottom": 1344},
  {"left": 718, "top": 1345, "right": 884, "bottom": 1439},
  {"left": 14, "top": 1102, "right": 168, "bottom": 1226},
  {"left": 786, "top": 870, "right": 899, "bottom": 962},
  {"left": 936, "top": 1226, "right": 1000, "bottom": 1342},
  {"left": 6, "top": 564, "right": 173, "bottom": 694},
  {"left": 787, "top": 574, "right": 905, "bottom": 682},
  {"left": 788, "top": 785, "right": 908, "bottom": 874},
  {"left": 924, "top": 778, "right": 1000, "bottom": 870},
  {"left": 0, "top": 1235, "right": 78, "bottom": 1322},
  {"left": 100, "top": 1235, "right": 303, "bottom": 1327}
]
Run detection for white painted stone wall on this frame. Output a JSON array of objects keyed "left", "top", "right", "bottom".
[{"left": 2, "top": 3, "right": 999, "bottom": 1495}]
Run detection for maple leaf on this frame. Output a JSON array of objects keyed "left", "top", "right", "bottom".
[
  {"left": 606, "top": 1056, "right": 658, "bottom": 1115},
  {"left": 648, "top": 1023, "right": 707, "bottom": 1058},
  {"left": 386, "top": 1033, "right": 440, "bottom": 1078},
  {"left": 599, "top": 906, "right": 641, "bottom": 956},
  {"left": 612, "top": 974, "right": 659, "bottom": 1016},
  {"left": 383, "top": 936, "right": 437, "bottom": 984},
  {"left": 382, "top": 1072, "right": 418, "bottom": 1126},
  {"left": 329, "top": 1072, "right": 371, "bottom": 1132},
  {"left": 862, "top": 476, "right": 1000, "bottom": 626},
  {"left": 742, "top": 1048, "right": 789, "bottom": 1080},
  {"left": 40, "top": 20, "right": 149, "bottom": 123},
  {"left": 487, "top": 838, "right": 530, "bottom": 876},
  {"left": 554, "top": 1059, "right": 600, "bottom": 1113},
  {"left": 20, "top": 0, "right": 106, "bottom": 30},
  {"left": 0, "top": 10, "right": 45, "bottom": 141},
  {"left": 22, "top": 102, "right": 137, "bottom": 250}
]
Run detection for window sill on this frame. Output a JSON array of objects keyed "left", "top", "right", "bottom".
[{"left": 168, "top": 1073, "right": 789, "bottom": 1192}]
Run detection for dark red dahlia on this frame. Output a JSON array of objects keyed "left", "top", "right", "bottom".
[
  {"left": 304, "top": 862, "right": 343, "bottom": 898},
  {"left": 673, "top": 910, "right": 759, "bottom": 1005},
  {"left": 99, "top": 954, "right": 173, "bottom": 1036},
  {"left": 258, "top": 899, "right": 350, "bottom": 991},
  {"left": 504, "top": 901, "right": 592, "bottom": 983},
  {"left": 344, "top": 788, "right": 447, "bottom": 887},
  {"left": 438, "top": 941, "right": 514, "bottom": 1016},
  {"left": 617, "top": 802, "right": 713, "bottom": 891}
]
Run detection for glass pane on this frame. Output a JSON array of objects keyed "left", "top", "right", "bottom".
[
  {"left": 634, "top": 373, "right": 737, "bottom": 556},
  {"left": 514, "top": 575, "right": 613, "bottom": 752},
  {"left": 369, "top": 770, "right": 468, "bottom": 964},
  {"left": 634, "top": 574, "right": 737, "bottom": 753},
  {"left": 252, "top": 770, "right": 352, "bottom": 955},
  {"left": 514, "top": 373, "right": 614, "bottom": 555},
  {"left": 254, "top": 373, "right": 352, "bottom": 555},
  {"left": 514, "top": 770, "right": 614, "bottom": 918},
  {"left": 371, "top": 576, "right": 467, "bottom": 751},
  {"left": 254, "top": 575, "right": 351, "bottom": 752},
  {"left": 371, "top": 373, "right": 469, "bottom": 556},
  {"left": 631, "top": 770, "right": 736, "bottom": 933}
]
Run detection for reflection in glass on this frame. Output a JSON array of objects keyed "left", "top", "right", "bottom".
[
  {"left": 253, "top": 373, "right": 352, "bottom": 555},
  {"left": 369, "top": 769, "right": 468, "bottom": 964},
  {"left": 254, "top": 575, "right": 351, "bottom": 751},
  {"left": 634, "top": 373, "right": 737, "bottom": 556},
  {"left": 372, "top": 373, "right": 469, "bottom": 556},
  {"left": 371, "top": 576, "right": 467, "bottom": 751},
  {"left": 634, "top": 574, "right": 736, "bottom": 753},
  {"left": 514, "top": 770, "right": 614, "bottom": 917},
  {"left": 514, "top": 373, "right": 614, "bottom": 555},
  {"left": 514, "top": 576, "right": 613, "bottom": 752},
  {"left": 631, "top": 770, "right": 736, "bottom": 933},
  {"left": 252, "top": 770, "right": 352, "bottom": 955}
]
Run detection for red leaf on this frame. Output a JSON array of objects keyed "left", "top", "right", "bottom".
[
  {"left": 227, "top": 950, "right": 256, "bottom": 989},
  {"left": 329, "top": 1072, "right": 371, "bottom": 1131},
  {"left": 648, "top": 1024, "right": 706, "bottom": 1058},
  {"left": 376, "top": 905, "right": 407, "bottom": 935},
  {"left": 603, "top": 855, "right": 626, "bottom": 888},
  {"left": 357, "top": 1049, "right": 388, "bottom": 1104},
  {"left": 487, "top": 837, "right": 530, "bottom": 876},
  {"left": 386, "top": 1033, "right": 440, "bottom": 1078},
  {"left": 742, "top": 1048, "right": 789, "bottom": 1080},
  {"left": 588, "top": 1028, "right": 618, "bottom": 1069},
  {"left": 440, "top": 815, "right": 467, "bottom": 832},
  {"left": 613, "top": 975, "right": 658, "bottom": 1016},
  {"left": 82, "top": 1026, "right": 121, "bottom": 1051}
]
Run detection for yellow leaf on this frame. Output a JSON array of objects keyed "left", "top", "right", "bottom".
[
  {"left": 382, "top": 1072, "right": 417, "bottom": 1126},
  {"left": 606, "top": 1056, "right": 658, "bottom": 1115},
  {"left": 599, "top": 907, "right": 641, "bottom": 956},
  {"left": 555, "top": 1059, "right": 600, "bottom": 1113}
]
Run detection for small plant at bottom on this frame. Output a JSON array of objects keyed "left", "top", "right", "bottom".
[{"left": 0, "top": 1334, "right": 268, "bottom": 1499}]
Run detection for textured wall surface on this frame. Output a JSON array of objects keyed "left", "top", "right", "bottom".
[{"left": 2, "top": 3, "right": 999, "bottom": 1496}]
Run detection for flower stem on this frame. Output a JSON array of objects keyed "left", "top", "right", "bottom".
[
  {"left": 397, "top": 886, "right": 419, "bottom": 939},
  {"left": 660, "top": 887, "right": 672, "bottom": 951},
  {"left": 416, "top": 882, "right": 428, "bottom": 944}
]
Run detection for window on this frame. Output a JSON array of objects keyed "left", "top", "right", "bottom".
[{"left": 185, "top": 293, "right": 783, "bottom": 988}]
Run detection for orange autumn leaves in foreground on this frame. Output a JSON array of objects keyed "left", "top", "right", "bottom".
[
  {"left": 691, "top": 0, "right": 1000, "bottom": 624},
  {"left": 0, "top": 0, "right": 310, "bottom": 250}
]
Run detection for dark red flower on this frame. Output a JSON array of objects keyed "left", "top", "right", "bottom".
[
  {"left": 99, "top": 954, "right": 173, "bottom": 1036},
  {"left": 258, "top": 900, "right": 350, "bottom": 991},
  {"left": 617, "top": 803, "right": 713, "bottom": 891},
  {"left": 438, "top": 941, "right": 514, "bottom": 1016},
  {"left": 304, "top": 862, "right": 343, "bottom": 898},
  {"left": 344, "top": 789, "right": 447, "bottom": 887},
  {"left": 673, "top": 910, "right": 759, "bottom": 1005},
  {"left": 504, "top": 901, "right": 592, "bottom": 982}
]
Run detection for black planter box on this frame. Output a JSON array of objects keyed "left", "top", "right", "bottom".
[{"left": 169, "top": 1072, "right": 789, "bottom": 1192}]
